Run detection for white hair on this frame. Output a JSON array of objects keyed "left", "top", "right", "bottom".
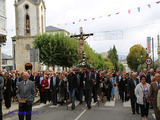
[{"left": 23, "top": 72, "right": 30, "bottom": 77}]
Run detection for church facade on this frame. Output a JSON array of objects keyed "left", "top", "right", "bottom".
[{"left": 12, "top": 0, "right": 46, "bottom": 72}]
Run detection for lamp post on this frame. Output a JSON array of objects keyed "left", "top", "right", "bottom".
[
  {"left": 12, "top": 39, "right": 16, "bottom": 70},
  {"left": 141, "top": 53, "right": 143, "bottom": 71},
  {"left": 137, "top": 58, "right": 139, "bottom": 71}
]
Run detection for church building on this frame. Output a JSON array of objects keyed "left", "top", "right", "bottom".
[{"left": 12, "top": 0, "right": 46, "bottom": 72}]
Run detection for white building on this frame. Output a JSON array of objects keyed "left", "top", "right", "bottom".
[
  {"left": 0, "top": 0, "right": 7, "bottom": 69},
  {"left": 119, "top": 59, "right": 131, "bottom": 73},
  {"left": 2, "top": 53, "right": 13, "bottom": 71}
]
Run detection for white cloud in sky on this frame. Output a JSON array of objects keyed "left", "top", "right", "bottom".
[{"left": 2, "top": 0, "right": 160, "bottom": 60}]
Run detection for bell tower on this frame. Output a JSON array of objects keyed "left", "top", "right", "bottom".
[{"left": 12, "top": 0, "right": 46, "bottom": 71}]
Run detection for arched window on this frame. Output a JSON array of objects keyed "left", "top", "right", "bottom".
[{"left": 26, "top": 14, "right": 30, "bottom": 34}]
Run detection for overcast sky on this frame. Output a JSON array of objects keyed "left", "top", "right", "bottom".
[{"left": 2, "top": 0, "right": 160, "bottom": 60}]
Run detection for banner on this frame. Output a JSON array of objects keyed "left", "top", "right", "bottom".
[{"left": 147, "top": 37, "right": 151, "bottom": 54}]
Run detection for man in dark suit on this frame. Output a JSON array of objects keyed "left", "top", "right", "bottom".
[
  {"left": 27, "top": 70, "right": 34, "bottom": 82},
  {"left": 93, "top": 70, "right": 100, "bottom": 103},
  {"left": 84, "top": 68, "right": 94, "bottom": 109},
  {"left": 17, "top": 72, "right": 36, "bottom": 120},
  {"left": 0, "top": 74, "right": 4, "bottom": 120},
  {"left": 36, "top": 72, "right": 43, "bottom": 103},
  {"left": 67, "top": 69, "right": 77, "bottom": 110},
  {"left": 50, "top": 72, "right": 59, "bottom": 105},
  {"left": 127, "top": 73, "right": 139, "bottom": 114},
  {"left": 76, "top": 69, "right": 84, "bottom": 104},
  {"left": 150, "top": 73, "right": 160, "bottom": 120},
  {"left": 146, "top": 69, "right": 155, "bottom": 84}
]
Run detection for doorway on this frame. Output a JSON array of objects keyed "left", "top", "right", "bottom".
[{"left": 25, "top": 63, "right": 32, "bottom": 71}]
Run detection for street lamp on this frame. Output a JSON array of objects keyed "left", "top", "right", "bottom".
[
  {"left": 141, "top": 53, "right": 143, "bottom": 71},
  {"left": 12, "top": 39, "right": 16, "bottom": 70}
]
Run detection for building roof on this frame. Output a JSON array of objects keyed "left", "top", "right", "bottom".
[
  {"left": 17, "top": 0, "right": 42, "bottom": 3},
  {"left": 46, "top": 26, "right": 64, "bottom": 32},
  {"left": 2, "top": 53, "right": 13, "bottom": 60}
]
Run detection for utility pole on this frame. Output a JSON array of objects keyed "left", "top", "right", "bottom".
[{"left": 152, "top": 38, "right": 154, "bottom": 69}]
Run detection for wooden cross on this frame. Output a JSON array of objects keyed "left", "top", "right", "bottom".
[{"left": 71, "top": 27, "right": 93, "bottom": 60}]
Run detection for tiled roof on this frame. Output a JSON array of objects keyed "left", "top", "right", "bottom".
[
  {"left": 17, "top": 0, "right": 42, "bottom": 3},
  {"left": 46, "top": 26, "right": 64, "bottom": 32},
  {"left": 2, "top": 53, "right": 13, "bottom": 60}
]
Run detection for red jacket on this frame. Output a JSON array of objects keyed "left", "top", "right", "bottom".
[{"left": 41, "top": 79, "right": 49, "bottom": 92}]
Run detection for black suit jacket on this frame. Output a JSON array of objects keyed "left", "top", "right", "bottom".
[
  {"left": 4, "top": 78, "right": 12, "bottom": 93},
  {"left": 84, "top": 72, "right": 94, "bottom": 89},
  {"left": 76, "top": 72, "right": 84, "bottom": 88},
  {"left": 127, "top": 78, "right": 139, "bottom": 98},
  {"left": 146, "top": 72, "right": 155, "bottom": 84},
  {"left": 68, "top": 73, "right": 77, "bottom": 91},
  {"left": 29, "top": 74, "right": 34, "bottom": 82},
  {"left": 50, "top": 76, "right": 60, "bottom": 90}
]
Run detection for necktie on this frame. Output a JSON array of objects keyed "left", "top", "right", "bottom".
[{"left": 25, "top": 81, "right": 26, "bottom": 85}]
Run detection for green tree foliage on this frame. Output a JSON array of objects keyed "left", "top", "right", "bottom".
[
  {"left": 104, "top": 58, "right": 114, "bottom": 70},
  {"left": 83, "top": 42, "right": 106, "bottom": 70},
  {"left": 127, "top": 44, "right": 148, "bottom": 71},
  {"left": 108, "top": 45, "right": 119, "bottom": 71},
  {"left": 118, "top": 63, "right": 125, "bottom": 71},
  {"left": 33, "top": 33, "right": 79, "bottom": 68}
]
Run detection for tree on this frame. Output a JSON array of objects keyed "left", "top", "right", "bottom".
[
  {"left": 33, "top": 33, "right": 79, "bottom": 68},
  {"left": 104, "top": 58, "right": 114, "bottom": 70},
  {"left": 127, "top": 44, "right": 148, "bottom": 71},
  {"left": 108, "top": 45, "right": 119, "bottom": 71},
  {"left": 118, "top": 63, "right": 125, "bottom": 71}
]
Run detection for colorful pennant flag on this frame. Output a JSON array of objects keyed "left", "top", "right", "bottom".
[
  {"left": 137, "top": 7, "right": 140, "bottom": 12},
  {"left": 84, "top": 19, "right": 87, "bottom": 21},
  {"left": 147, "top": 4, "right": 151, "bottom": 8},
  {"left": 156, "top": 1, "right": 160, "bottom": 4},
  {"left": 128, "top": 10, "right": 131, "bottom": 14},
  {"left": 92, "top": 18, "right": 95, "bottom": 20},
  {"left": 73, "top": 22, "right": 75, "bottom": 24},
  {"left": 108, "top": 14, "right": 111, "bottom": 17},
  {"left": 116, "top": 12, "right": 120, "bottom": 15}
]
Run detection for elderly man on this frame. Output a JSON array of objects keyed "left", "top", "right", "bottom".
[
  {"left": 150, "top": 73, "right": 160, "bottom": 120},
  {"left": 127, "top": 72, "right": 139, "bottom": 114},
  {"left": 17, "top": 72, "right": 36, "bottom": 120}
]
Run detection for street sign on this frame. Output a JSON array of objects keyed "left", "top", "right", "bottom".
[
  {"left": 147, "top": 37, "right": 151, "bottom": 54},
  {"left": 30, "top": 49, "right": 39, "bottom": 62},
  {"left": 145, "top": 57, "right": 152, "bottom": 65}
]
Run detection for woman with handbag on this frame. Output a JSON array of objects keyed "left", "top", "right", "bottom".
[
  {"left": 135, "top": 75, "right": 150, "bottom": 120},
  {"left": 41, "top": 75, "right": 49, "bottom": 104}
]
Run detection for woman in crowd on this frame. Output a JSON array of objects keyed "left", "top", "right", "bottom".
[
  {"left": 41, "top": 75, "right": 49, "bottom": 104},
  {"left": 11, "top": 74, "right": 17, "bottom": 102},
  {"left": 57, "top": 75, "right": 65, "bottom": 105},
  {"left": 3, "top": 73, "right": 12, "bottom": 109},
  {"left": 45, "top": 74, "right": 52, "bottom": 102},
  {"left": 135, "top": 75, "right": 150, "bottom": 120},
  {"left": 119, "top": 74, "right": 128, "bottom": 102},
  {"left": 100, "top": 72, "right": 105, "bottom": 102},
  {"left": 111, "top": 73, "right": 116, "bottom": 101}
]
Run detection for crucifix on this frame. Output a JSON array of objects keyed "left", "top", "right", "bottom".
[{"left": 71, "top": 27, "right": 93, "bottom": 60}]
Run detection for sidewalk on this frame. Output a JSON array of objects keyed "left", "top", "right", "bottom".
[{"left": 2, "top": 96, "right": 40, "bottom": 116}]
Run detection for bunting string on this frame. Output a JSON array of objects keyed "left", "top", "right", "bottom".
[{"left": 6, "top": 1, "right": 160, "bottom": 32}]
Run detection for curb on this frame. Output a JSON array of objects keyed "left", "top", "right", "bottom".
[{"left": 3, "top": 98, "right": 40, "bottom": 117}]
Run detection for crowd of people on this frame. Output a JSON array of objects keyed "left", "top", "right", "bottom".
[{"left": 0, "top": 68, "right": 159, "bottom": 120}]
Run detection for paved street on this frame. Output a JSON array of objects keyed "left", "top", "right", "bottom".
[{"left": 4, "top": 89, "right": 156, "bottom": 120}]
